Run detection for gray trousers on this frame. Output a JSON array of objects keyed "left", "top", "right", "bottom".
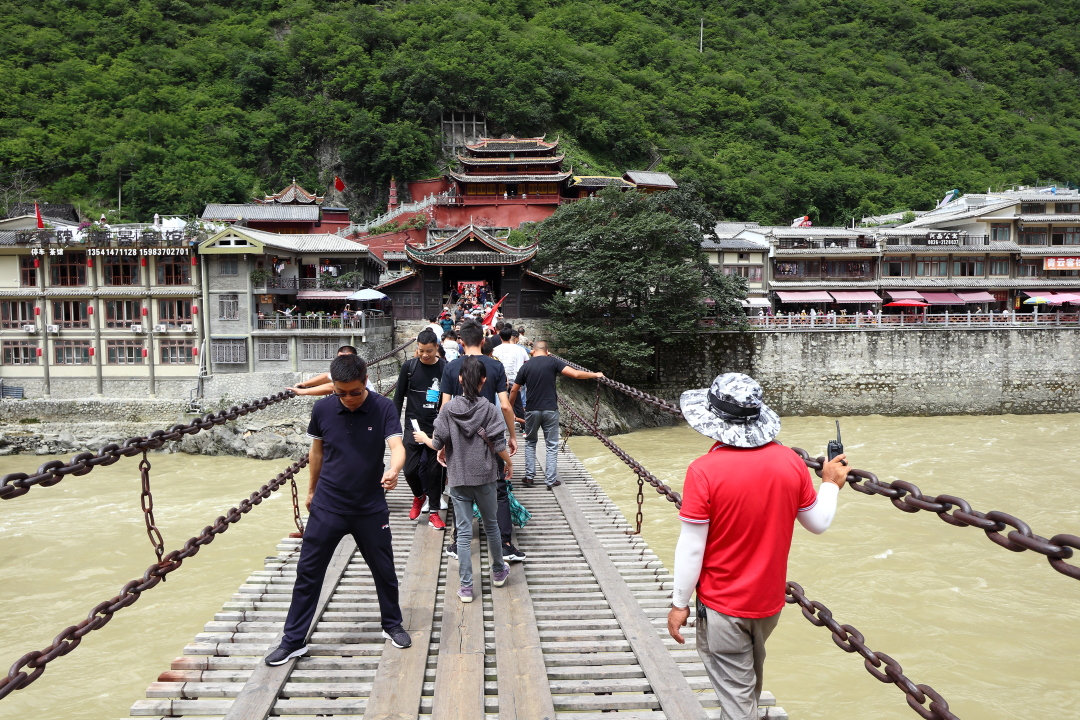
[
  {"left": 696, "top": 603, "right": 780, "bottom": 720},
  {"left": 449, "top": 483, "right": 505, "bottom": 587},
  {"left": 524, "top": 409, "right": 560, "bottom": 485}
]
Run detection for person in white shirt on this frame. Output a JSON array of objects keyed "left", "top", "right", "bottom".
[
  {"left": 427, "top": 315, "right": 444, "bottom": 342},
  {"left": 492, "top": 326, "right": 530, "bottom": 421}
]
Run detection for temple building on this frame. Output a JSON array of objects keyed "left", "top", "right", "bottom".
[
  {"left": 200, "top": 180, "right": 351, "bottom": 235},
  {"left": 375, "top": 224, "right": 567, "bottom": 319},
  {"left": 565, "top": 175, "right": 636, "bottom": 199}
]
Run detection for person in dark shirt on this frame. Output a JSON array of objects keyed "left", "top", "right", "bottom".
[
  {"left": 265, "top": 354, "right": 411, "bottom": 666},
  {"left": 393, "top": 329, "right": 447, "bottom": 528},
  {"left": 509, "top": 341, "right": 603, "bottom": 488},
  {"left": 440, "top": 320, "right": 526, "bottom": 562}
]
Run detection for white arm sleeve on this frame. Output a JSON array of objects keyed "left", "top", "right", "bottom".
[
  {"left": 796, "top": 481, "right": 840, "bottom": 535},
  {"left": 671, "top": 521, "right": 709, "bottom": 609}
]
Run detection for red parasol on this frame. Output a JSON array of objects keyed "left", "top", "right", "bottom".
[{"left": 884, "top": 300, "right": 930, "bottom": 307}]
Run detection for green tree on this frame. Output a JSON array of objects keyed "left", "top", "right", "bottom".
[{"left": 534, "top": 187, "right": 746, "bottom": 380}]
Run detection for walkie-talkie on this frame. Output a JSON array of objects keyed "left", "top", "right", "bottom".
[{"left": 827, "top": 420, "right": 844, "bottom": 463}]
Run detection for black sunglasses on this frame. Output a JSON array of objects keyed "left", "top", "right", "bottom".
[{"left": 333, "top": 389, "right": 366, "bottom": 397}]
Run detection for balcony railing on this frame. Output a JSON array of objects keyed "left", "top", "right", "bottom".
[
  {"left": 255, "top": 314, "right": 393, "bottom": 332},
  {"left": 16, "top": 228, "right": 195, "bottom": 248},
  {"left": 256, "top": 276, "right": 366, "bottom": 291},
  {"left": 730, "top": 311, "right": 1080, "bottom": 331},
  {"left": 777, "top": 239, "right": 877, "bottom": 250}
]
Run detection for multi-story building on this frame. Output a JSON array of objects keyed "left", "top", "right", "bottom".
[
  {"left": 702, "top": 224, "right": 769, "bottom": 310},
  {"left": 0, "top": 226, "right": 202, "bottom": 398},
  {"left": 197, "top": 226, "right": 388, "bottom": 376}
]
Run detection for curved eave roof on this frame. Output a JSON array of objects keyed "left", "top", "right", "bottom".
[
  {"left": 464, "top": 137, "right": 559, "bottom": 153},
  {"left": 457, "top": 155, "right": 564, "bottom": 165},
  {"left": 570, "top": 176, "right": 635, "bottom": 189},
  {"left": 447, "top": 171, "right": 571, "bottom": 184},
  {"left": 405, "top": 247, "right": 536, "bottom": 266}
]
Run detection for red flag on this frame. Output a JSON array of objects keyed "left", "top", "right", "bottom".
[
  {"left": 481, "top": 294, "right": 508, "bottom": 328},
  {"left": 334, "top": 175, "right": 346, "bottom": 192},
  {"left": 34, "top": 203, "right": 43, "bottom": 229}
]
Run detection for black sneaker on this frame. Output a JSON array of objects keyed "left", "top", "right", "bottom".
[
  {"left": 502, "top": 543, "right": 526, "bottom": 562},
  {"left": 264, "top": 643, "right": 308, "bottom": 666},
  {"left": 445, "top": 544, "right": 458, "bottom": 560},
  {"left": 383, "top": 624, "right": 412, "bottom": 649}
]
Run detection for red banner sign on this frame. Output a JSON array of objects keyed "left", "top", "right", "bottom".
[{"left": 1044, "top": 257, "right": 1080, "bottom": 270}]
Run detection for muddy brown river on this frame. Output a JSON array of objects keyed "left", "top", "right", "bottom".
[{"left": 2, "top": 414, "right": 1079, "bottom": 719}]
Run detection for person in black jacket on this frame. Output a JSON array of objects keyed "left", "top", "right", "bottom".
[{"left": 392, "top": 329, "right": 447, "bottom": 528}]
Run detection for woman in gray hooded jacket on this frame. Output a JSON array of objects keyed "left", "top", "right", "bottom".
[{"left": 412, "top": 356, "right": 511, "bottom": 602}]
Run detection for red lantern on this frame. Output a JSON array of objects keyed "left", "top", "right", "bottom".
[
  {"left": 191, "top": 255, "right": 197, "bottom": 266},
  {"left": 142, "top": 348, "right": 148, "bottom": 357},
  {"left": 89, "top": 347, "right": 95, "bottom": 357},
  {"left": 192, "top": 347, "right": 198, "bottom": 357},
  {"left": 87, "top": 257, "right": 93, "bottom": 268},
  {"left": 87, "top": 306, "right": 93, "bottom": 315},
  {"left": 33, "top": 258, "right": 39, "bottom": 268},
  {"left": 34, "top": 307, "right": 40, "bottom": 316},
  {"left": 140, "top": 256, "right": 147, "bottom": 267},
  {"left": 192, "top": 305, "right": 198, "bottom": 314},
  {"left": 36, "top": 348, "right": 42, "bottom": 357},
  {"left": 141, "top": 307, "right": 148, "bottom": 316}
]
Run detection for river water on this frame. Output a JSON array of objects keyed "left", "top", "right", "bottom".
[
  {"left": 2, "top": 415, "right": 1078, "bottom": 720},
  {"left": 569, "top": 414, "right": 1080, "bottom": 720}
]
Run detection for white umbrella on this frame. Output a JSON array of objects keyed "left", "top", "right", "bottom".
[{"left": 346, "top": 288, "right": 388, "bottom": 301}]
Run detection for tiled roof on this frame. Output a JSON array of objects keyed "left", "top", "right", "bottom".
[
  {"left": 994, "top": 193, "right": 1080, "bottom": 202},
  {"left": 569, "top": 176, "right": 635, "bottom": 189},
  {"left": 768, "top": 280, "right": 877, "bottom": 289},
  {"left": 702, "top": 238, "right": 767, "bottom": 251},
  {"left": 1018, "top": 214, "right": 1080, "bottom": 222},
  {"left": 458, "top": 155, "right": 564, "bottom": 165},
  {"left": 383, "top": 251, "right": 407, "bottom": 260},
  {"left": 408, "top": 250, "right": 534, "bottom": 266},
  {"left": 622, "top": 171, "right": 677, "bottom": 188},
  {"left": 464, "top": 137, "right": 558, "bottom": 153},
  {"left": 0, "top": 287, "right": 201, "bottom": 298},
  {"left": 203, "top": 228, "right": 381, "bottom": 262},
  {"left": 713, "top": 221, "right": 760, "bottom": 238},
  {"left": 0, "top": 230, "right": 19, "bottom": 246},
  {"left": 259, "top": 181, "right": 322, "bottom": 204},
  {"left": 376, "top": 271, "right": 420, "bottom": 290},
  {"left": 1017, "top": 246, "right": 1080, "bottom": 255},
  {"left": 201, "top": 204, "right": 321, "bottom": 222},
  {"left": 901, "top": 200, "right": 1017, "bottom": 227},
  {"left": 878, "top": 277, "right": 1079, "bottom": 288},
  {"left": 524, "top": 269, "right": 570, "bottom": 288},
  {"left": 745, "top": 226, "right": 863, "bottom": 238},
  {"left": 883, "top": 242, "right": 1021, "bottom": 252},
  {"left": 447, "top": 171, "right": 571, "bottom": 183},
  {"left": 7, "top": 203, "right": 79, "bottom": 222}
]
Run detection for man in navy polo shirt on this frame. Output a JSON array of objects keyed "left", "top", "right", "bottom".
[{"left": 265, "top": 353, "right": 411, "bottom": 665}]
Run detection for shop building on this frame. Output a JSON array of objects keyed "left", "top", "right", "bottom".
[{"left": 200, "top": 180, "right": 351, "bottom": 235}]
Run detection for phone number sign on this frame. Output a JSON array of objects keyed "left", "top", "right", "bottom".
[{"left": 1044, "top": 257, "right": 1080, "bottom": 270}]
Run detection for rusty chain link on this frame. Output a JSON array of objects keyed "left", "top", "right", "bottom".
[
  {"left": 138, "top": 451, "right": 165, "bottom": 566},
  {"left": 0, "top": 454, "right": 309, "bottom": 701},
  {"left": 552, "top": 353, "right": 682, "bottom": 416},
  {"left": 555, "top": 355, "right": 1080, "bottom": 583},
  {"left": 289, "top": 475, "right": 305, "bottom": 539},
  {"left": 0, "top": 390, "right": 297, "bottom": 501},
  {"left": 592, "top": 378, "right": 602, "bottom": 427},
  {"left": 786, "top": 582, "right": 959, "bottom": 720}
]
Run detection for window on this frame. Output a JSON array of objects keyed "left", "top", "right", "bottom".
[
  {"left": 990, "top": 224, "right": 1011, "bottom": 242},
  {"left": 737, "top": 253, "right": 750, "bottom": 261},
  {"left": 1051, "top": 226, "right": 1080, "bottom": 246},
  {"left": 466, "top": 183, "right": 497, "bottom": 195},
  {"left": 302, "top": 339, "right": 335, "bottom": 361},
  {"left": 50, "top": 251, "right": 87, "bottom": 286},
  {"left": 1, "top": 301, "right": 34, "bottom": 329},
  {"left": 723, "top": 265, "right": 763, "bottom": 282},
  {"left": 823, "top": 261, "right": 872, "bottom": 278},
  {"left": 158, "top": 299, "right": 192, "bottom": 327},
  {"left": 219, "top": 257, "right": 238, "bottom": 275},
  {"left": 989, "top": 258, "right": 1010, "bottom": 276},
  {"left": 107, "top": 340, "right": 144, "bottom": 364},
  {"left": 54, "top": 340, "right": 91, "bottom": 365},
  {"left": 772, "top": 260, "right": 819, "bottom": 278},
  {"left": 915, "top": 256, "right": 948, "bottom": 276},
  {"left": 1057, "top": 203, "right": 1080, "bottom": 214},
  {"left": 103, "top": 255, "right": 139, "bottom": 285},
  {"left": 20, "top": 256, "right": 37, "bottom": 287},
  {"left": 3, "top": 340, "right": 37, "bottom": 365},
  {"left": 1017, "top": 260, "right": 1043, "bottom": 278},
  {"left": 211, "top": 339, "right": 246, "bottom": 364},
  {"left": 105, "top": 300, "right": 142, "bottom": 328},
  {"left": 156, "top": 256, "right": 190, "bottom": 285},
  {"left": 218, "top": 293, "right": 239, "bottom": 320},
  {"left": 1021, "top": 203, "right": 1046, "bottom": 214},
  {"left": 952, "top": 259, "right": 984, "bottom": 277},
  {"left": 1019, "top": 228, "right": 1047, "bottom": 245},
  {"left": 159, "top": 340, "right": 195, "bottom": 364},
  {"left": 52, "top": 300, "right": 89, "bottom": 328},
  {"left": 882, "top": 258, "right": 909, "bottom": 277},
  {"left": 258, "top": 339, "right": 290, "bottom": 361}
]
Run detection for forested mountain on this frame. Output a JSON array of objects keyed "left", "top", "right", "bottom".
[{"left": 1, "top": 0, "right": 1078, "bottom": 225}]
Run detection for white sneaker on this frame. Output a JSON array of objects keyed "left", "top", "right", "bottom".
[
  {"left": 421, "top": 497, "right": 430, "bottom": 514},
  {"left": 442, "top": 492, "right": 450, "bottom": 507}
]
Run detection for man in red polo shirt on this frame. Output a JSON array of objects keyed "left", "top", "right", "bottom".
[{"left": 667, "top": 373, "right": 849, "bottom": 719}]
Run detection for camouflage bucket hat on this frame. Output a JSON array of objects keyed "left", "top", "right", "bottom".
[{"left": 679, "top": 373, "right": 781, "bottom": 448}]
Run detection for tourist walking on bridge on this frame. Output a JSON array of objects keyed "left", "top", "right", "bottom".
[
  {"left": 411, "top": 356, "right": 511, "bottom": 602},
  {"left": 508, "top": 341, "right": 603, "bottom": 489},
  {"left": 266, "top": 353, "right": 411, "bottom": 665},
  {"left": 666, "top": 373, "right": 849, "bottom": 718},
  {"left": 289, "top": 345, "right": 375, "bottom": 396},
  {"left": 393, "top": 329, "right": 447, "bottom": 529}
]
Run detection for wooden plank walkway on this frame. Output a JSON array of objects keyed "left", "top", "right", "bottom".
[{"left": 126, "top": 438, "right": 787, "bottom": 719}]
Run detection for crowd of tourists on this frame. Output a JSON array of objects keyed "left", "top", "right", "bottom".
[{"left": 267, "top": 318, "right": 854, "bottom": 720}]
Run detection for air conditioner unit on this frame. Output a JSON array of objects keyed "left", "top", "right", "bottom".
[
  {"left": 180, "top": 324, "right": 195, "bottom": 333},
  {"left": 130, "top": 324, "right": 144, "bottom": 333},
  {"left": 21, "top": 324, "right": 37, "bottom": 333},
  {"left": 46, "top": 325, "right": 59, "bottom": 334},
  {"left": 153, "top": 324, "right": 168, "bottom": 333}
]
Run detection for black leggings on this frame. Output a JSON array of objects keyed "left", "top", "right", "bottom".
[{"left": 403, "top": 438, "right": 445, "bottom": 512}]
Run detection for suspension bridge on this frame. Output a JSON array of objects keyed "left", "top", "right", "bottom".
[{"left": 2, "top": 344, "right": 1078, "bottom": 720}]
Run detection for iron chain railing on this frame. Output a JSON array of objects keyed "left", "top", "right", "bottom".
[
  {"left": 0, "top": 454, "right": 309, "bottom": 700},
  {"left": 559, "top": 392, "right": 957, "bottom": 719},
  {"left": 554, "top": 355, "right": 1080, "bottom": 583},
  {"left": 0, "top": 391, "right": 297, "bottom": 500}
]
